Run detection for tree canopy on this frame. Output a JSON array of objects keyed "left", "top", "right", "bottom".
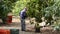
[{"left": 26, "top": 0, "right": 55, "bottom": 22}]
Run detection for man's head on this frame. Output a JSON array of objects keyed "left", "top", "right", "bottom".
[{"left": 24, "top": 7, "right": 27, "bottom": 11}]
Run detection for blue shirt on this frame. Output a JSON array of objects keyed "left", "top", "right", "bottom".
[{"left": 20, "top": 9, "right": 26, "bottom": 19}]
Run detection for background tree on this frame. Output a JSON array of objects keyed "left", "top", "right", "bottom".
[
  {"left": 12, "top": 0, "right": 29, "bottom": 16},
  {"left": 0, "top": 0, "right": 18, "bottom": 24},
  {"left": 26, "top": 0, "right": 55, "bottom": 23}
]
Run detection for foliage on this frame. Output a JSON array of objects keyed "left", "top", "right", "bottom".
[
  {"left": 53, "top": 19, "right": 60, "bottom": 31},
  {"left": 12, "top": 0, "right": 29, "bottom": 16},
  {"left": 41, "top": 0, "right": 60, "bottom": 25},
  {"left": 44, "top": 0, "right": 60, "bottom": 17},
  {"left": 0, "top": 0, "right": 18, "bottom": 23},
  {"left": 27, "top": 0, "right": 55, "bottom": 23},
  {"left": 53, "top": 24, "right": 60, "bottom": 31}
]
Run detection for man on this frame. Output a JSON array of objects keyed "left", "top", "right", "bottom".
[{"left": 20, "top": 7, "right": 27, "bottom": 31}]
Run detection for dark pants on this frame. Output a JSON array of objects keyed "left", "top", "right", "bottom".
[{"left": 21, "top": 19, "right": 26, "bottom": 31}]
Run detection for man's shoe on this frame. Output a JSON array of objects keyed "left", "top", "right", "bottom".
[{"left": 21, "top": 30, "right": 25, "bottom": 31}]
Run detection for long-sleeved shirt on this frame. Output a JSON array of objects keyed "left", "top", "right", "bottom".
[{"left": 20, "top": 8, "right": 26, "bottom": 19}]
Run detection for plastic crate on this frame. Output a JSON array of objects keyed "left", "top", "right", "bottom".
[
  {"left": 6, "top": 16, "right": 12, "bottom": 24},
  {"left": 0, "top": 29, "right": 10, "bottom": 34},
  {"left": 10, "top": 29, "right": 19, "bottom": 34}
]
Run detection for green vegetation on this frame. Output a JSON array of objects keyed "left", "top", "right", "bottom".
[
  {"left": 26, "top": 0, "right": 55, "bottom": 23},
  {"left": 12, "top": 0, "right": 28, "bottom": 16},
  {"left": 0, "top": 0, "right": 18, "bottom": 23}
]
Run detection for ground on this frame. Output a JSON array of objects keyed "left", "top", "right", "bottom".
[{"left": 0, "top": 16, "right": 60, "bottom": 34}]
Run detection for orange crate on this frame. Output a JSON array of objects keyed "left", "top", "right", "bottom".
[
  {"left": 6, "top": 20, "right": 12, "bottom": 24},
  {"left": 0, "top": 29, "right": 10, "bottom": 34},
  {"left": 6, "top": 16, "right": 12, "bottom": 24}
]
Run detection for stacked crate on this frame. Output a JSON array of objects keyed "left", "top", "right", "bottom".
[
  {"left": 10, "top": 29, "right": 19, "bottom": 34},
  {"left": 0, "top": 29, "right": 19, "bottom": 34},
  {"left": 0, "top": 29, "right": 10, "bottom": 34}
]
